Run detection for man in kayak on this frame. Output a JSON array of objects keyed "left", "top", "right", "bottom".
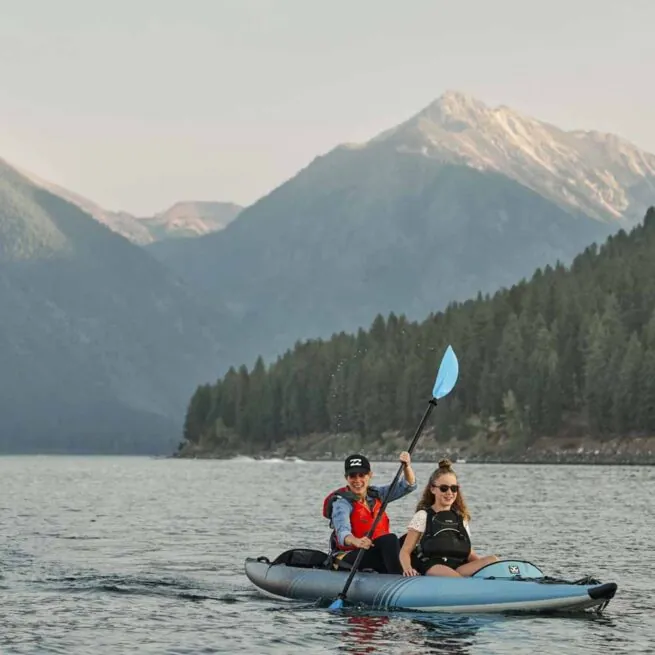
[
  {"left": 399, "top": 458, "right": 498, "bottom": 577},
  {"left": 323, "top": 452, "right": 416, "bottom": 574}
]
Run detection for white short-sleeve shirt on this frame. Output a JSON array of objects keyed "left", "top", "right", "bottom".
[{"left": 407, "top": 509, "right": 470, "bottom": 536}]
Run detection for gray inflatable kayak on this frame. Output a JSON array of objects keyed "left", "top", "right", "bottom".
[{"left": 245, "top": 549, "right": 617, "bottom": 614}]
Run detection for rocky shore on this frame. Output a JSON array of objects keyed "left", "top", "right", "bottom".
[{"left": 174, "top": 429, "right": 655, "bottom": 465}]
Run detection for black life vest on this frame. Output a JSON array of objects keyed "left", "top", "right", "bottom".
[{"left": 414, "top": 508, "right": 471, "bottom": 569}]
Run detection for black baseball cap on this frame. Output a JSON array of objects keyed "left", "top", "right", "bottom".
[{"left": 344, "top": 453, "right": 371, "bottom": 475}]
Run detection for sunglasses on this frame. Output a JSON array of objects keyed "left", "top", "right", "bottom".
[
  {"left": 432, "top": 484, "right": 459, "bottom": 493},
  {"left": 347, "top": 472, "right": 368, "bottom": 479}
]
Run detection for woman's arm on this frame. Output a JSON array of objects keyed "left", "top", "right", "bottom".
[
  {"left": 399, "top": 451, "right": 415, "bottom": 485},
  {"left": 376, "top": 451, "right": 416, "bottom": 503},
  {"left": 376, "top": 476, "right": 417, "bottom": 502},
  {"left": 332, "top": 498, "right": 372, "bottom": 549},
  {"left": 399, "top": 529, "right": 422, "bottom": 576},
  {"left": 330, "top": 497, "right": 354, "bottom": 548},
  {"left": 464, "top": 521, "right": 478, "bottom": 561},
  {"left": 375, "top": 452, "right": 418, "bottom": 502}
]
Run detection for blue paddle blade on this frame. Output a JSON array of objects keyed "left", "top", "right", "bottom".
[
  {"left": 328, "top": 598, "right": 344, "bottom": 611},
  {"left": 432, "top": 345, "right": 459, "bottom": 399}
]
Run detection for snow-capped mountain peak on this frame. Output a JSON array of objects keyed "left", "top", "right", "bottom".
[{"left": 362, "top": 91, "right": 655, "bottom": 225}]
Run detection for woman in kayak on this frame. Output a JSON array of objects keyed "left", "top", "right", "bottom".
[
  {"left": 399, "top": 458, "right": 498, "bottom": 577},
  {"left": 323, "top": 452, "right": 416, "bottom": 574}
]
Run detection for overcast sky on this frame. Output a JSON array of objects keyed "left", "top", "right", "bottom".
[{"left": 0, "top": 0, "right": 652, "bottom": 215}]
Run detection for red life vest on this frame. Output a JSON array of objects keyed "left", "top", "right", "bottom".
[{"left": 322, "top": 486, "right": 391, "bottom": 551}]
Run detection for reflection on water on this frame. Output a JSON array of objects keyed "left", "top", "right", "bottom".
[
  {"left": 338, "top": 611, "right": 485, "bottom": 655},
  {"left": 340, "top": 614, "right": 391, "bottom": 655}
]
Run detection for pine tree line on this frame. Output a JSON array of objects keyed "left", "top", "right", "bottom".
[{"left": 182, "top": 208, "right": 655, "bottom": 453}]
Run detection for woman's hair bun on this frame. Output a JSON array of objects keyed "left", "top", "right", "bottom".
[{"left": 438, "top": 458, "right": 453, "bottom": 469}]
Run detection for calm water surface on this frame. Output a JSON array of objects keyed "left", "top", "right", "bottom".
[{"left": 0, "top": 456, "right": 653, "bottom": 654}]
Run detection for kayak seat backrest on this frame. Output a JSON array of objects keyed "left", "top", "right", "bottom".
[{"left": 272, "top": 548, "right": 330, "bottom": 569}]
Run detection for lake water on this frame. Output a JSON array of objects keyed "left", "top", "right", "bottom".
[{"left": 0, "top": 456, "right": 653, "bottom": 654}]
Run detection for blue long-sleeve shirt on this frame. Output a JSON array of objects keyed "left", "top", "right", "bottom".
[{"left": 331, "top": 477, "right": 417, "bottom": 547}]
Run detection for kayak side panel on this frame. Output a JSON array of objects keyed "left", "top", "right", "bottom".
[{"left": 244, "top": 559, "right": 615, "bottom": 613}]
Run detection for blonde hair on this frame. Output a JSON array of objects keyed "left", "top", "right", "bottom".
[{"left": 416, "top": 458, "right": 470, "bottom": 522}]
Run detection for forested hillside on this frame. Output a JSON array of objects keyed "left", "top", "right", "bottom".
[
  {"left": 0, "top": 158, "right": 232, "bottom": 453},
  {"left": 180, "top": 207, "right": 655, "bottom": 457}
]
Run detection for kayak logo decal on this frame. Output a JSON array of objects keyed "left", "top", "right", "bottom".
[{"left": 508, "top": 565, "right": 520, "bottom": 575}]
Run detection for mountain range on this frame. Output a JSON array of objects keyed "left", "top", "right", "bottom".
[
  {"left": 145, "top": 91, "right": 655, "bottom": 364},
  {"left": 20, "top": 168, "right": 242, "bottom": 244},
  {"left": 372, "top": 91, "right": 654, "bottom": 225},
  {"left": 0, "top": 158, "right": 236, "bottom": 453},
  {"left": 1, "top": 90, "right": 654, "bottom": 453}
]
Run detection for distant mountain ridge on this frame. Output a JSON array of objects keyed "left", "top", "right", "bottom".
[
  {"left": 0, "top": 157, "right": 235, "bottom": 453},
  {"left": 147, "top": 91, "right": 655, "bottom": 366},
  {"left": 139, "top": 201, "right": 243, "bottom": 241},
  {"left": 18, "top": 168, "right": 242, "bottom": 244}
]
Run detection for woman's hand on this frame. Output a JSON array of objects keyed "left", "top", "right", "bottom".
[
  {"left": 402, "top": 566, "right": 420, "bottom": 577},
  {"left": 346, "top": 536, "right": 373, "bottom": 550},
  {"left": 399, "top": 451, "right": 411, "bottom": 467}
]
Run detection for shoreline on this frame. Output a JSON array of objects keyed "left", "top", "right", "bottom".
[
  {"left": 174, "top": 430, "right": 655, "bottom": 466},
  {"left": 174, "top": 454, "right": 654, "bottom": 465}
]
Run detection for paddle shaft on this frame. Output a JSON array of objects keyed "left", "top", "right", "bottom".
[{"left": 335, "top": 397, "right": 438, "bottom": 602}]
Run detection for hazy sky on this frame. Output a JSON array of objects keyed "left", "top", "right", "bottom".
[{"left": 1, "top": 0, "right": 653, "bottom": 215}]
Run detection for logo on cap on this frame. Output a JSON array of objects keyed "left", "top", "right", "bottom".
[{"left": 344, "top": 453, "right": 371, "bottom": 474}]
